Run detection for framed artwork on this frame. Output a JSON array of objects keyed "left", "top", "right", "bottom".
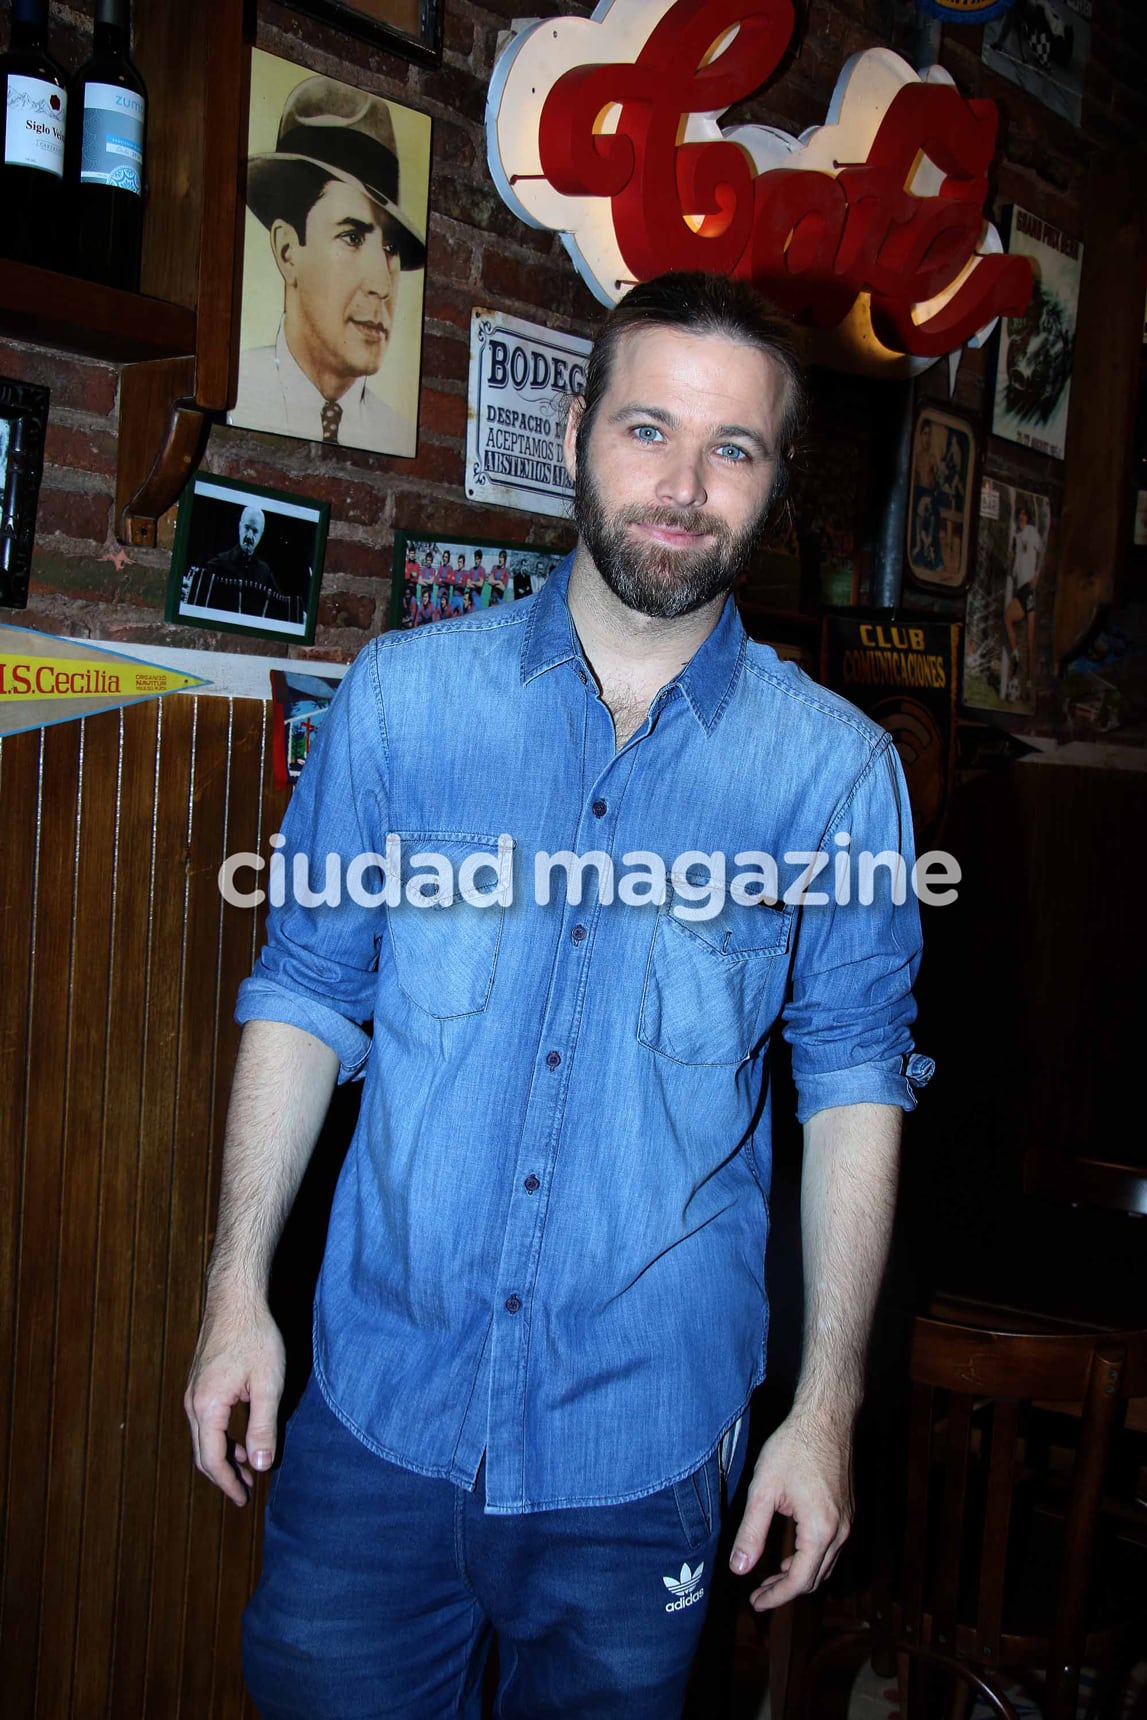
[
  {"left": 166, "top": 473, "right": 330, "bottom": 645},
  {"left": 283, "top": 0, "right": 443, "bottom": 66},
  {"left": 0, "top": 376, "right": 49, "bottom": 611},
  {"left": 229, "top": 48, "right": 432, "bottom": 457},
  {"left": 988, "top": 206, "right": 1082, "bottom": 461},
  {"left": 391, "top": 531, "right": 564, "bottom": 630},
  {"left": 270, "top": 667, "right": 346, "bottom": 787},
  {"left": 982, "top": 0, "right": 1091, "bottom": 129},
  {"left": 963, "top": 477, "right": 1053, "bottom": 715},
  {"left": 905, "top": 405, "right": 977, "bottom": 592}
]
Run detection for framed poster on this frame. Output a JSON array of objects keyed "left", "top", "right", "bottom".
[
  {"left": 229, "top": 49, "right": 431, "bottom": 458},
  {"left": 988, "top": 207, "right": 1081, "bottom": 462},
  {"left": 166, "top": 473, "right": 330, "bottom": 645},
  {"left": 391, "top": 531, "right": 563, "bottom": 629},
  {"left": 270, "top": 668, "right": 346, "bottom": 786},
  {"left": 963, "top": 477, "right": 1053, "bottom": 714},
  {"left": 466, "top": 310, "right": 591, "bottom": 519},
  {"left": 905, "top": 405, "right": 976, "bottom": 592},
  {"left": 283, "top": 0, "right": 443, "bottom": 66},
  {"left": 0, "top": 376, "right": 49, "bottom": 611},
  {"left": 982, "top": 0, "right": 1091, "bottom": 129}
]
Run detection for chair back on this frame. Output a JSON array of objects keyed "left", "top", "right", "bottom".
[{"left": 901, "top": 1319, "right": 1147, "bottom": 1720}]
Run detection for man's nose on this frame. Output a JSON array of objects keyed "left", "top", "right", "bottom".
[
  {"left": 361, "top": 239, "right": 398, "bottom": 297},
  {"left": 656, "top": 446, "right": 708, "bottom": 510}
]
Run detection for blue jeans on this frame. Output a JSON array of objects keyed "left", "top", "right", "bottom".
[{"left": 244, "top": 1376, "right": 748, "bottom": 1719}]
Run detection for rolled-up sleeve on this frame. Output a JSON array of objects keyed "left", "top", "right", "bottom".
[
  {"left": 235, "top": 643, "right": 388, "bottom": 1083},
  {"left": 783, "top": 736, "right": 933, "bottom": 1123}
]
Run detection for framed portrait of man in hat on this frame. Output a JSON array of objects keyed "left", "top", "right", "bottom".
[{"left": 230, "top": 49, "right": 431, "bottom": 458}]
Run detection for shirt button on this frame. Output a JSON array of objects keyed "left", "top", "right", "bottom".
[
  {"left": 545, "top": 1049, "right": 562, "bottom": 1069},
  {"left": 576, "top": 666, "right": 587, "bottom": 683},
  {"left": 571, "top": 924, "right": 587, "bottom": 946},
  {"left": 523, "top": 1174, "right": 540, "bottom": 1193},
  {"left": 505, "top": 1295, "right": 522, "bottom": 1313},
  {"left": 592, "top": 799, "right": 607, "bottom": 818}
]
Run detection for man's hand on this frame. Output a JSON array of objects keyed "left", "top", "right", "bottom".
[
  {"left": 184, "top": 1020, "right": 339, "bottom": 1504},
  {"left": 184, "top": 1296, "right": 286, "bottom": 1507},
  {"left": 728, "top": 1409, "right": 853, "bottom": 1611}
]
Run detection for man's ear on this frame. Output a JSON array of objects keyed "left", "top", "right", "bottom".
[
  {"left": 563, "top": 396, "right": 585, "bottom": 484},
  {"left": 270, "top": 219, "right": 302, "bottom": 287}
]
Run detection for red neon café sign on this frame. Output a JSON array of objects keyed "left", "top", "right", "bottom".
[{"left": 486, "top": 0, "right": 1033, "bottom": 374}]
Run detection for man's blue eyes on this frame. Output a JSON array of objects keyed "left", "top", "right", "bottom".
[{"left": 630, "top": 425, "right": 749, "bottom": 461}]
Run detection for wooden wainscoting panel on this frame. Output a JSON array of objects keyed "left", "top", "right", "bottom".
[
  {"left": 0, "top": 722, "right": 42, "bottom": 1679},
  {"left": 3, "top": 719, "right": 82, "bottom": 1718},
  {"left": 0, "top": 694, "right": 277, "bottom": 1719},
  {"left": 38, "top": 712, "right": 124, "bottom": 1718}
]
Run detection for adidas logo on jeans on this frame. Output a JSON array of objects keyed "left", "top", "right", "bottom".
[{"left": 663, "top": 1561, "right": 705, "bottom": 1613}]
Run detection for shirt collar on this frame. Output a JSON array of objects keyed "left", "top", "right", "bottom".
[
  {"left": 274, "top": 323, "right": 366, "bottom": 416},
  {"left": 521, "top": 552, "right": 746, "bottom": 737}
]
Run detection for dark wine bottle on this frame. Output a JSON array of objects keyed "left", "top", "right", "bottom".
[
  {"left": 0, "top": 0, "right": 68, "bottom": 269},
  {"left": 66, "top": 0, "right": 146, "bottom": 290}
]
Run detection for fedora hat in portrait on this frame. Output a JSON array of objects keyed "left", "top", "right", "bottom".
[{"left": 247, "top": 75, "right": 426, "bottom": 269}]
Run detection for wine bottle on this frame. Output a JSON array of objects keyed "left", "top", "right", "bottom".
[
  {"left": 0, "top": 0, "right": 68, "bottom": 269},
  {"left": 66, "top": 0, "right": 146, "bottom": 290}
]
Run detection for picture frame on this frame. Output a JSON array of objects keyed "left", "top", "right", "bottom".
[
  {"left": 981, "top": 0, "right": 1091, "bottom": 131},
  {"left": 987, "top": 206, "right": 1082, "bottom": 462},
  {"left": 962, "top": 476, "right": 1054, "bottom": 716},
  {"left": 905, "top": 404, "right": 977, "bottom": 593},
  {"left": 283, "top": 0, "right": 443, "bottom": 66},
  {"left": 0, "top": 376, "right": 49, "bottom": 611},
  {"left": 166, "top": 473, "right": 330, "bottom": 645},
  {"left": 391, "top": 530, "right": 565, "bottom": 630},
  {"left": 229, "top": 48, "right": 432, "bottom": 457}
]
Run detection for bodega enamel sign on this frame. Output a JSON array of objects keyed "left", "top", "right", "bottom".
[
  {"left": 466, "top": 310, "right": 590, "bottom": 517},
  {"left": 485, "top": 0, "right": 1033, "bottom": 376}
]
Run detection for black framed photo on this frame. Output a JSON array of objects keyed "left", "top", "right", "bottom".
[
  {"left": 284, "top": 0, "right": 442, "bottom": 67},
  {"left": 0, "top": 376, "right": 49, "bottom": 611},
  {"left": 166, "top": 473, "right": 330, "bottom": 645},
  {"left": 905, "top": 404, "right": 977, "bottom": 593},
  {"left": 391, "top": 530, "right": 564, "bottom": 630}
]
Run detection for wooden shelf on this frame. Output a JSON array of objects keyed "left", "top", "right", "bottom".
[
  {"left": 0, "top": 0, "right": 248, "bottom": 546},
  {"left": 0, "top": 260, "right": 196, "bottom": 364}
]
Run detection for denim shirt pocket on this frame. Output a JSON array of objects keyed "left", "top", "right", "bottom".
[
  {"left": 638, "top": 888, "right": 792, "bottom": 1067},
  {"left": 385, "top": 833, "right": 509, "bottom": 1019}
]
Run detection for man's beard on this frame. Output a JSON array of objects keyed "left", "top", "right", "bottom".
[{"left": 573, "top": 457, "right": 773, "bottom": 621}]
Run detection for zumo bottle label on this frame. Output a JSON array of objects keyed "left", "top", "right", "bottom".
[
  {"left": 4, "top": 74, "right": 66, "bottom": 175},
  {"left": 80, "top": 82, "right": 144, "bottom": 192}
]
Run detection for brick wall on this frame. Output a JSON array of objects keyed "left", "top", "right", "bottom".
[{"left": 2, "top": 0, "right": 1144, "bottom": 674}]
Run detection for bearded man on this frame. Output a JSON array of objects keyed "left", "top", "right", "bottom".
[{"left": 186, "top": 271, "right": 931, "bottom": 1720}]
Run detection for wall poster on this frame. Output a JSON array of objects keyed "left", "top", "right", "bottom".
[
  {"left": 230, "top": 49, "right": 431, "bottom": 457},
  {"left": 906, "top": 405, "right": 977, "bottom": 592},
  {"left": 988, "top": 207, "right": 1081, "bottom": 462},
  {"left": 963, "top": 477, "right": 1053, "bottom": 715},
  {"left": 166, "top": 473, "right": 330, "bottom": 645},
  {"left": 391, "top": 529, "right": 563, "bottom": 629},
  {"left": 982, "top": 0, "right": 1091, "bottom": 129},
  {"left": 466, "top": 310, "right": 590, "bottom": 518}
]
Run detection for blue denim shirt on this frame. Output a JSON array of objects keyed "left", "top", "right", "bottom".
[{"left": 237, "top": 556, "right": 928, "bottom": 1514}]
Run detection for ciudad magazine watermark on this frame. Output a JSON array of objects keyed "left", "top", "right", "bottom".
[{"left": 218, "top": 834, "right": 962, "bottom": 914}]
